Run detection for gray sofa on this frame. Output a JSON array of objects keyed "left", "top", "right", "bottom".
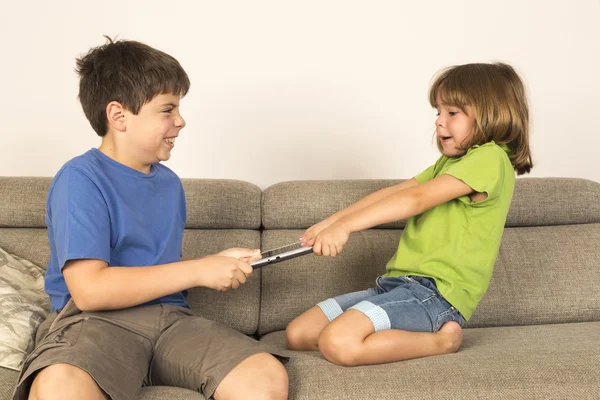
[{"left": 1, "top": 176, "right": 599, "bottom": 399}]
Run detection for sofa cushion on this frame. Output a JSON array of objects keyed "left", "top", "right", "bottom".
[
  {"left": 469, "top": 223, "right": 600, "bottom": 328},
  {"left": 0, "top": 247, "right": 50, "bottom": 371},
  {"left": 0, "top": 229, "right": 50, "bottom": 270},
  {"left": 182, "top": 179, "right": 262, "bottom": 229},
  {"left": 135, "top": 386, "right": 205, "bottom": 399},
  {"left": 261, "top": 178, "right": 600, "bottom": 229},
  {"left": 0, "top": 177, "right": 50, "bottom": 228},
  {"left": 0, "top": 367, "right": 18, "bottom": 400},
  {"left": 260, "top": 322, "right": 600, "bottom": 399}
]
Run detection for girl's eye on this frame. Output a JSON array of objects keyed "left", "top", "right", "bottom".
[
  {"left": 162, "top": 109, "right": 173, "bottom": 114},
  {"left": 449, "top": 111, "right": 458, "bottom": 116}
]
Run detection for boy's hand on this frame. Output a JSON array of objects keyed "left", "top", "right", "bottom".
[
  {"left": 311, "top": 222, "right": 351, "bottom": 257},
  {"left": 300, "top": 219, "right": 334, "bottom": 247},
  {"left": 196, "top": 255, "right": 254, "bottom": 291},
  {"left": 218, "top": 248, "right": 262, "bottom": 263}
]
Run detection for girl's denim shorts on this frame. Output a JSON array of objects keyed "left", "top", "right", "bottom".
[{"left": 317, "top": 276, "right": 465, "bottom": 332}]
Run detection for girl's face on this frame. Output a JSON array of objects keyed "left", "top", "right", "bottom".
[{"left": 435, "top": 95, "right": 476, "bottom": 158}]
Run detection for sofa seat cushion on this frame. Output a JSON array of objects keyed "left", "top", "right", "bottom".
[
  {"left": 135, "top": 386, "right": 205, "bottom": 399},
  {"left": 260, "top": 322, "right": 600, "bottom": 399}
]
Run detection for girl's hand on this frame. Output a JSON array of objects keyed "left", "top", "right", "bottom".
[
  {"left": 312, "top": 222, "right": 351, "bottom": 257},
  {"left": 300, "top": 219, "right": 334, "bottom": 247},
  {"left": 217, "top": 248, "right": 262, "bottom": 263}
]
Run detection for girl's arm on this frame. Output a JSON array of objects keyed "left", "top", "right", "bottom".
[
  {"left": 301, "top": 178, "right": 420, "bottom": 241},
  {"left": 309, "top": 174, "right": 475, "bottom": 256}
]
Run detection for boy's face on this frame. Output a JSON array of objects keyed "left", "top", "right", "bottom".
[
  {"left": 123, "top": 93, "right": 186, "bottom": 169},
  {"left": 434, "top": 94, "right": 475, "bottom": 158}
]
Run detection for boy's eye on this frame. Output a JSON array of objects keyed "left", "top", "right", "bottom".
[
  {"left": 162, "top": 109, "right": 173, "bottom": 114},
  {"left": 449, "top": 111, "right": 458, "bottom": 116}
]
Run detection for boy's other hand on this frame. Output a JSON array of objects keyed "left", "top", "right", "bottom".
[
  {"left": 311, "top": 222, "right": 351, "bottom": 257},
  {"left": 300, "top": 219, "right": 334, "bottom": 247},
  {"left": 196, "top": 255, "right": 254, "bottom": 291},
  {"left": 218, "top": 248, "right": 261, "bottom": 263}
]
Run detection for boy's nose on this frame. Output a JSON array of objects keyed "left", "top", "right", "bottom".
[{"left": 175, "top": 115, "right": 186, "bottom": 129}]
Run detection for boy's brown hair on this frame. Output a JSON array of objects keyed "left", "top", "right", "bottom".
[
  {"left": 429, "top": 62, "right": 533, "bottom": 175},
  {"left": 76, "top": 36, "right": 190, "bottom": 136}
]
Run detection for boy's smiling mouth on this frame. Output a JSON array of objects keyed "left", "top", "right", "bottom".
[{"left": 164, "top": 137, "right": 177, "bottom": 147}]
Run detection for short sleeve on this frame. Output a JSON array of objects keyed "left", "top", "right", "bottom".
[
  {"left": 414, "top": 156, "right": 444, "bottom": 184},
  {"left": 442, "top": 145, "right": 506, "bottom": 201},
  {"left": 48, "top": 167, "right": 111, "bottom": 270}
]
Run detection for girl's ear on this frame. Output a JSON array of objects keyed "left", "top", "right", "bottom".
[{"left": 106, "top": 101, "right": 127, "bottom": 132}]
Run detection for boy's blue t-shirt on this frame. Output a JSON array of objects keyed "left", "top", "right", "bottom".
[{"left": 44, "top": 148, "right": 187, "bottom": 312}]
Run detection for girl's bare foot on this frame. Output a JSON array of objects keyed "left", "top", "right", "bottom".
[{"left": 436, "top": 321, "right": 463, "bottom": 353}]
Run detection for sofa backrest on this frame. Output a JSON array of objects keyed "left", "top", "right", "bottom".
[
  {"left": 258, "top": 178, "right": 600, "bottom": 335},
  {"left": 0, "top": 177, "right": 263, "bottom": 335}
]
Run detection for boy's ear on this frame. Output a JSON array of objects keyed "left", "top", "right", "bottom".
[{"left": 106, "top": 101, "right": 127, "bottom": 132}]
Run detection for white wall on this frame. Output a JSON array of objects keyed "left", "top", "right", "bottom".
[{"left": 1, "top": 0, "right": 599, "bottom": 188}]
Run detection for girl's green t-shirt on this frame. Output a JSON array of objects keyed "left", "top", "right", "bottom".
[{"left": 384, "top": 142, "right": 515, "bottom": 320}]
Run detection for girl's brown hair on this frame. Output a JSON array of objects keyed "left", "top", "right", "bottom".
[{"left": 429, "top": 62, "right": 533, "bottom": 175}]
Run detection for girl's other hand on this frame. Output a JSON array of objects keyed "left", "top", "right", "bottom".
[
  {"left": 311, "top": 222, "right": 351, "bottom": 257},
  {"left": 300, "top": 219, "right": 334, "bottom": 247}
]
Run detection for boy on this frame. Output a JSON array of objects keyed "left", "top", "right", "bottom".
[{"left": 13, "top": 37, "right": 288, "bottom": 400}]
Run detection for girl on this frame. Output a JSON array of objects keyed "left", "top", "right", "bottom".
[{"left": 286, "top": 62, "right": 533, "bottom": 366}]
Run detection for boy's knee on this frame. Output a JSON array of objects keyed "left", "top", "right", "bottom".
[
  {"left": 29, "top": 363, "right": 106, "bottom": 400},
  {"left": 264, "top": 357, "right": 289, "bottom": 400},
  {"left": 215, "top": 353, "right": 288, "bottom": 400}
]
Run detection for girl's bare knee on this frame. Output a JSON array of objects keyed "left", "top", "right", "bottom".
[{"left": 318, "top": 328, "right": 361, "bottom": 367}]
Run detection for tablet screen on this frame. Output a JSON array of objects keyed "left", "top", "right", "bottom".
[{"left": 260, "top": 241, "right": 304, "bottom": 258}]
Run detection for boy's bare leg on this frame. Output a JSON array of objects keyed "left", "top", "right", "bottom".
[
  {"left": 318, "top": 310, "right": 463, "bottom": 366},
  {"left": 213, "top": 353, "right": 288, "bottom": 400},
  {"left": 285, "top": 306, "right": 330, "bottom": 351},
  {"left": 28, "top": 364, "right": 108, "bottom": 400}
]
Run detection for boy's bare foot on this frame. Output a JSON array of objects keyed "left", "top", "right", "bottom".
[{"left": 436, "top": 321, "right": 463, "bottom": 354}]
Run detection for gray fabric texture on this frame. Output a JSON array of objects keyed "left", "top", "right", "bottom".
[
  {"left": 468, "top": 224, "right": 600, "bottom": 328},
  {"left": 0, "top": 229, "right": 50, "bottom": 270},
  {"left": 260, "top": 323, "right": 600, "bottom": 400},
  {"left": 135, "top": 386, "right": 205, "bottom": 399},
  {"left": 0, "top": 177, "right": 50, "bottom": 228},
  {"left": 182, "top": 179, "right": 261, "bottom": 229},
  {"left": 262, "top": 177, "right": 600, "bottom": 229},
  {"left": 0, "top": 367, "right": 19, "bottom": 400}
]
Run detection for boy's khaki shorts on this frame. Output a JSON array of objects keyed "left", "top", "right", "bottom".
[{"left": 12, "top": 300, "right": 288, "bottom": 400}]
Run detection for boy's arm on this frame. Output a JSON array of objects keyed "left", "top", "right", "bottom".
[
  {"left": 63, "top": 255, "right": 253, "bottom": 312},
  {"left": 310, "top": 174, "right": 474, "bottom": 256}
]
